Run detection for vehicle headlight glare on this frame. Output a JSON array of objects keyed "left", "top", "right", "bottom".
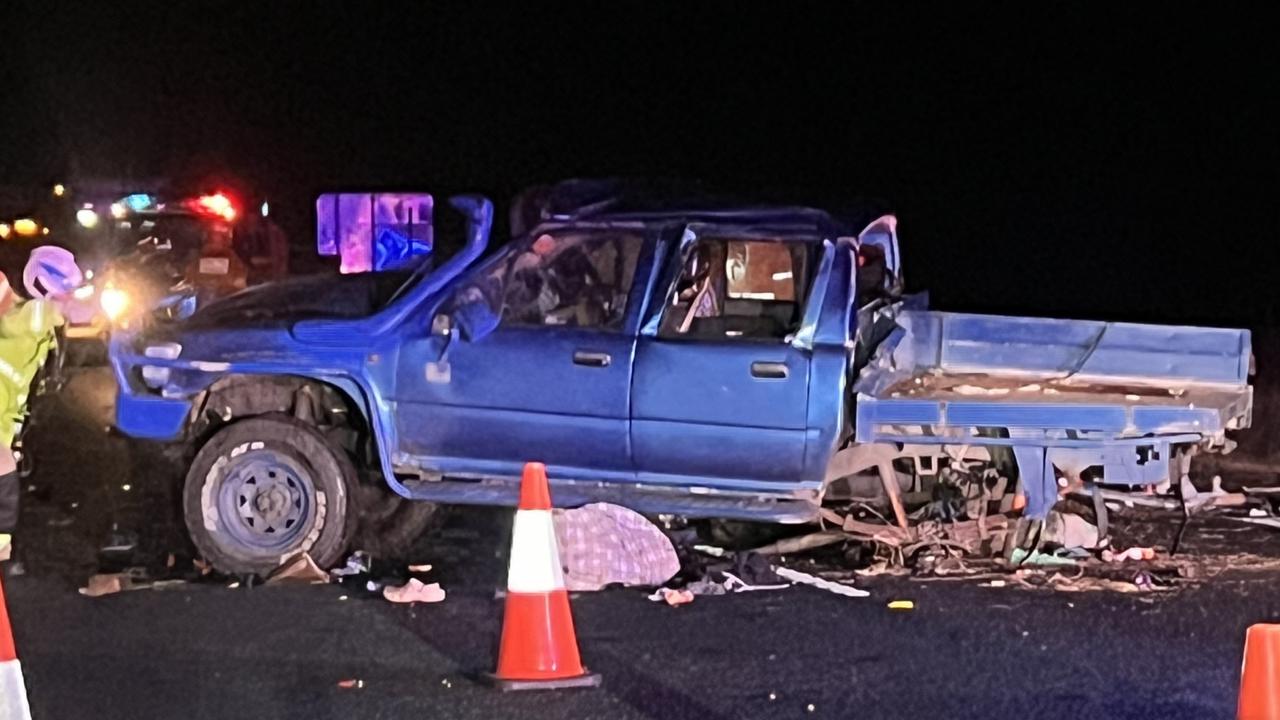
[{"left": 100, "top": 287, "right": 130, "bottom": 321}]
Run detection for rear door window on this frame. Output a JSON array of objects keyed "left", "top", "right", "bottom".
[{"left": 659, "top": 237, "right": 816, "bottom": 341}]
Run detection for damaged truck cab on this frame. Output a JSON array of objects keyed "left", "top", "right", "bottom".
[{"left": 110, "top": 187, "right": 1254, "bottom": 575}]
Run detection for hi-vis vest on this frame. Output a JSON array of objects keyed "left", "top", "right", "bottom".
[{"left": 0, "top": 299, "right": 62, "bottom": 447}]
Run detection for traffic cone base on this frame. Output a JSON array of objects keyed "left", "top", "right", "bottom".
[
  {"left": 481, "top": 668, "right": 602, "bottom": 693},
  {"left": 484, "top": 588, "right": 601, "bottom": 691},
  {"left": 485, "top": 463, "right": 600, "bottom": 692}
]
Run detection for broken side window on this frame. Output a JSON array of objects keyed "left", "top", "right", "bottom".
[
  {"left": 445, "top": 230, "right": 644, "bottom": 332},
  {"left": 659, "top": 237, "right": 816, "bottom": 341}
]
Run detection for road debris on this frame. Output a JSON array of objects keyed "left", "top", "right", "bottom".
[
  {"left": 723, "top": 572, "right": 789, "bottom": 592},
  {"left": 382, "top": 578, "right": 446, "bottom": 604},
  {"left": 774, "top": 566, "right": 869, "bottom": 598},
  {"left": 751, "top": 530, "right": 848, "bottom": 556},
  {"left": 1044, "top": 571, "right": 1173, "bottom": 593},
  {"left": 80, "top": 573, "right": 128, "bottom": 597},
  {"left": 1009, "top": 548, "right": 1078, "bottom": 567},
  {"left": 336, "top": 679, "right": 364, "bottom": 689},
  {"left": 1043, "top": 511, "right": 1100, "bottom": 550},
  {"left": 673, "top": 471, "right": 1280, "bottom": 597},
  {"left": 1102, "top": 547, "right": 1156, "bottom": 563},
  {"left": 887, "top": 599, "right": 914, "bottom": 611},
  {"left": 648, "top": 588, "right": 695, "bottom": 606},
  {"left": 267, "top": 552, "right": 328, "bottom": 585},
  {"left": 330, "top": 551, "right": 371, "bottom": 578},
  {"left": 553, "top": 502, "right": 679, "bottom": 591},
  {"left": 683, "top": 577, "right": 728, "bottom": 596},
  {"left": 98, "top": 529, "right": 138, "bottom": 565}
]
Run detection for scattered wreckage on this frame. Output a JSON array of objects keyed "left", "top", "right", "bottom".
[{"left": 105, "top": 179, "right": 1253, "bottom": 577}]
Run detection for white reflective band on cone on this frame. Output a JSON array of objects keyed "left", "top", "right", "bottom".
[
  {"left": 506, "top": 509, "right": 566, "bottom": 594},
  {"left": 0, "top": 660, "right": 32, "bottom": 720}
]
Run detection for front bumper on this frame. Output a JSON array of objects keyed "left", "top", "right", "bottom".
[
  {"left": 109, "top": 331, "right": 197, "bottom": 441},
  {"left": 114, "top": 391, "right": 192, "bottom": 440}
]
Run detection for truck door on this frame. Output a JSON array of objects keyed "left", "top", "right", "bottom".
[
  {"left": 392, "top": 227, "right": 651, "bottom": 480},
  {"left": 630, "top": 228, "right": 820, "bottom": 487}
]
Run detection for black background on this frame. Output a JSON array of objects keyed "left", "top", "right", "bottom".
[{"left": 1, "top": 2, "right": 1276, "bottom": 328}]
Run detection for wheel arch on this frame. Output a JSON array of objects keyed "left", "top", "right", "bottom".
[{"left": 189, "top": 372, "right": 384, "bottom": 474}]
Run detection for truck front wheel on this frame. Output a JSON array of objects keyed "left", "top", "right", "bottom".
[{"left": 183, "top": 415, "right": 358, "bottom": 576}]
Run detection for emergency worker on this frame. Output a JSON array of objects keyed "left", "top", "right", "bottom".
[{"left": 0, "top": 268, "right": 63, "bottom": 561}]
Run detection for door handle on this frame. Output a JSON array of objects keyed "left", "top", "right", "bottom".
[
  {"left": 573, "top": 350, "right": 612, "bottom": 368},
  {"left": 751, "top": 361, "right": 788, "bottom": 379}
]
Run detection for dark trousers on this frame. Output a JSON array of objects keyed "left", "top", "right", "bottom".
[{"left": 0, "top": 471, "right": 17, "bottom": 534}]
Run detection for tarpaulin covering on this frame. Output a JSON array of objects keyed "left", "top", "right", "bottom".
[{"left": 552, "top": 503, "right": 679, "bottom": 591}]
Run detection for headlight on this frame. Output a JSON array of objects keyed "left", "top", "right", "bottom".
[
  {"left": 73, "top": 284, "right": 95, "bottom": 300},
  {"left": 100, "top": 287, "right": 130, "bottom": 321}
]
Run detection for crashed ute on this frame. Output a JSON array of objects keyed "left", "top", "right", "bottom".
[{"left": 109, "top": 183, "right": 1254, "bottom": 575}]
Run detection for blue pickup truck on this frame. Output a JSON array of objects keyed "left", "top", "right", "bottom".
[{"left": 109, "top": 183, "right": 1254, "bottom": 574}]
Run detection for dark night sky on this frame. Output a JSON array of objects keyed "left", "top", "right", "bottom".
[{"left": 1, "top": 2, "right": 1276, "bottom": 327}]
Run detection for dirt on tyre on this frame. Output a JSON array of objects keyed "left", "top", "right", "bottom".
[{"left": 183, "top": 415, "right": 359, "bottom": 576}]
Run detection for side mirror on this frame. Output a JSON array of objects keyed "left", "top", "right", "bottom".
[{"left": 431, "top": 313, "right": 452, "bottom": 336}]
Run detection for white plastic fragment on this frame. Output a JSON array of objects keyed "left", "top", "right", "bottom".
[{"left": 773, "top": 567, "right": 869, "bottom": 598}]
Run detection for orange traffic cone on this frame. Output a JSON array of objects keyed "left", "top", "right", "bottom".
[
  {"left": 485, "top": 462, "right": 600, "bottom": 691},
  {"left": 1240, "top": 624, "right": 1280, "bottom": 719},
  {"left": 0, "top": 575, "right": 32, "bottom": 720}
]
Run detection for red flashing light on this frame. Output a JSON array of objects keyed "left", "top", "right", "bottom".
[{"left": 194, "top": 192, "right": 237, "bottom": 222}]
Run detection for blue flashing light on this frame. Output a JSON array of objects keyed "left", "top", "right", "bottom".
[{"left": 124, "top": 193, "right": 154, "bottom": 212}]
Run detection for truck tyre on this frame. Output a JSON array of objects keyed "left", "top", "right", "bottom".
[
  {"left": 183, "top": 415, "right": 358, "bottom": 576},
  {"left": 354, "top": 484, "right": 441, "bottom": 559}
]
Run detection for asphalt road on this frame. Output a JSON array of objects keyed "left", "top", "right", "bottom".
[{"left": 5, "top": 367, "right": 1280, "bottom": 720}]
